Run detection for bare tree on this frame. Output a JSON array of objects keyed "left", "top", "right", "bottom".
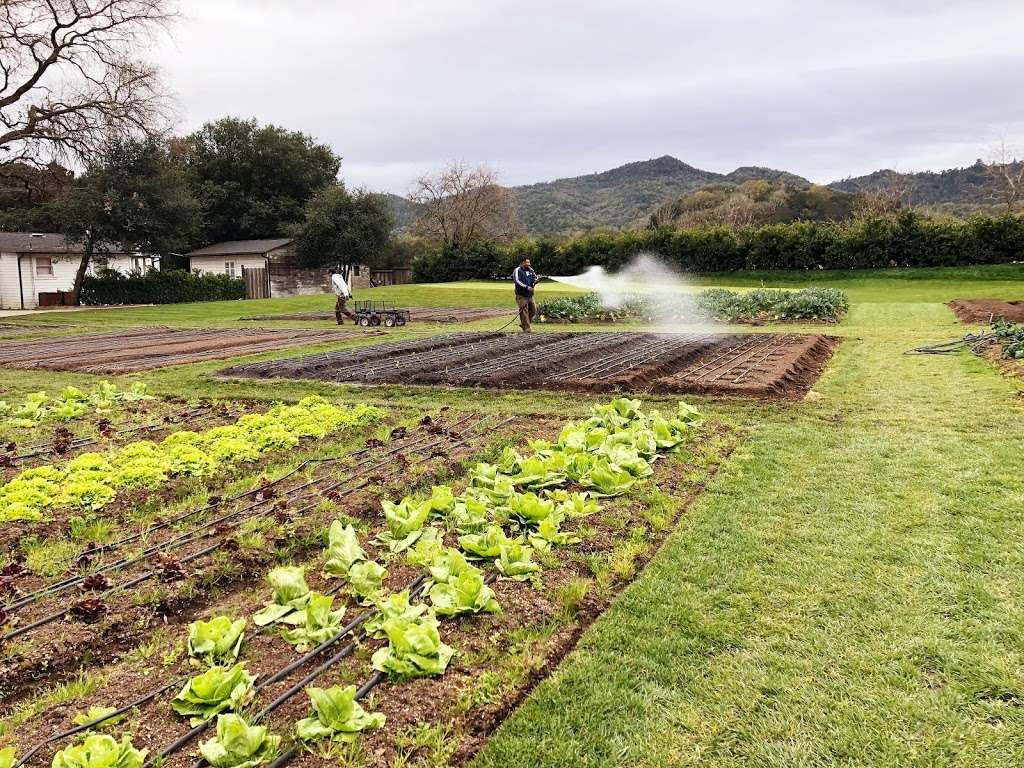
[
  {"left": 409, "top": 161, "right": 520, "bottom": 247},
  {"left": 854, "top": 170, "right": 916, "bottom": 216},
  {"left": 0, "top": 0, "right": 175, "bottom": 170},
  {"left": 983, "top": 140, "right": 1024, "bottom": 213}
]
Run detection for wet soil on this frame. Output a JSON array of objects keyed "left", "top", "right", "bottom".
[
  {"left": 240, "top": 308, "right": 511, "bottom": 323},
  {"left": 223, "top": 331, "right": 841, "bottom": 401},
  {"left": 948, "top": 299, "right": 1024, "bottom": 324}
]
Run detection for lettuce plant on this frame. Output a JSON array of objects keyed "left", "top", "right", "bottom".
[
  {"left": 506, "top": 492, "right": 555, "bottom": 526},
  {"left": 426, "top": 548, "right": 480, "bottom": 586},
  {"left": 322, "top": 521, "right": 367, "bottom": 578},
  {"left": 52, "top": 734, "right": 146, "bottom": 768},
  {"left": 428, "top": 570, "right": 500, "bottom": 617},
  {"left": 496, "top": 542, "right": 541, "bottom": 581},
  {"left": 446, "top": 496, "right": 489, "bottom": 533},
  {"left": 546, "top": 489, "right": 600, "bottom": 519},
  {"left": 252, "top": 566, "right": 311, "bottom": 626},
  {"left": 198, "top": 714, "right": 280, "bottom": 768},
  {"left": 364, "top": 590, "right": 432, "bottom": 638},
  {"left": 404, "top": 526, "right": 445, "bottom": 567},
  {"left": 0, "top": 747, "right": 15, "bottom": 768},
  {"left": 528, "top": 513, "right": 581, "bottom": 551},
  {"left": 378, "top": 496, "right": 430, "bottom": 552},
  {"left": 458, "top": 525, "right": 514, "bottom": 559},
  {"left": 171, "top": 663, "right": 256, "bottom": 724},
  {"left": 281, "top": 593, "right": 346, "bottom": 652},
  {"left": 346, "top": 559, "right": 387, "bottom": 604},
  {"left": 71, "top": 706, "right": 126, "bottom": 731},
  {"left": 370, "top": 613, "right": 454, "bottom": 681},
  {"left": 295, "top": 685, "right": 385, "bottom": 743},
  {"left": 583, "top": 459, "right": 636, "bottom": 497},
  {"left": 188, "top": 616, "right": 246, "bottom": 664},
  {"left": 428, "top": 485, "right": 456, "bottom": 517}
]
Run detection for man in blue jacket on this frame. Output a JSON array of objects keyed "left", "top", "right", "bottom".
[{"left": 513, "top": 258, "right": 539, "bottom": 332}]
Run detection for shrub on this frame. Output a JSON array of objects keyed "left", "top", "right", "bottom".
[{"left": 80, "top": 269, "right": 245, "bottom": 305}]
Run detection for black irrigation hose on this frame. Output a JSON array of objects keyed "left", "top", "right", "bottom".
[
  {"left": 6, "top": 413, "right": 477, "bottom": 612},
  {"left": 904, "top": 331, "right": 996, "bottom": 355},
  {"left": 2, "top": 415, "right": 506, "bottom": 642}
]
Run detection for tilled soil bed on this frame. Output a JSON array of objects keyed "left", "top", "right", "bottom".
[
  {"left": 0, "top": 326, "right": 375, "bottom": 373},
  {"left": 241, "top": 307, "right": 512, "bottom": 323},
  {"left": 221, "top": 331, "right": 840, "bottom": 400},
  {"left": 948, "top": 299, "right": 1024, "bottom": 324}
]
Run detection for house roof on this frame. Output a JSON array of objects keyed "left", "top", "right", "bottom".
[
  {"left": 0, "top": 232, "right": 88, "bottom": 254},
  {"left": 188, "top": 238, "right": 293, "bottom": 257}
]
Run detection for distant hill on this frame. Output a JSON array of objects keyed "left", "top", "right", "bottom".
[{"left": 384, "top": 156, "right": 1014, "bottom": 237}]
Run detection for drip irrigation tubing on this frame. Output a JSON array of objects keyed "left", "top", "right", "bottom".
[
  {"left": 158, "top": 576, "right": 428, "bottom": 768},
  {"left": 5, "top": 413, "right": 476, "bottom": 612},
  {"left": 15, "top": 577, "right": 357, "bottom": 768},
  {"left": 1, "top": 415, "right": 511, "bottom": 642}
]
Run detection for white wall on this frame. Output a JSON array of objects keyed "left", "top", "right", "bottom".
[
  {"left": 0, "top": 252, "right": 154, "bottom": 309},
  {"left": 190, "top": 255, "right": 266, "bottom": 277}
]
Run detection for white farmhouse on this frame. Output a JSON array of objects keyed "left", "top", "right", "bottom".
[{"left": 0, "top": 232, "right": 156, "bottom": 309}]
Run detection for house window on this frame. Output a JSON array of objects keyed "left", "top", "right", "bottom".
[
  {"left": 35, "top": 257, "right": 53, "bottom": 276},
  {"left": 225, "top": 261, "right": 237, "bottom": 278},
  {"left": 354, "top": 265, "right": 361, "bottom": 276}
]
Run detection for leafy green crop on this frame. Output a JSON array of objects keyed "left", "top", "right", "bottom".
[
  {"left": 295, "top": 685, "right": 385, "bottom": 743},
  {"left": 252, "top": 566, "right": 311, "bottom": 626},
  {"left": 0, "top": 381, "right": 154, "bottom": 428},
  {"left": 404, "top": 526, "right": 446, "bottom": 567},
  {"left": 428, "top": 570, "right": 500, "bottom": 617},
  {"left": 198, "top": 714, "right": 280, "bottom": 768},
  {"left": 281, "top": 593, "right": 346, "bottom": 652},
  {"left": 346, "top": 559, "right": 387, "bottom": 604},
  {"left": 72, "top": 706, "right": 126, "bottom": 731},
  {"left": 0, "top": 747, "right": 15, "bottom": 768},
  {"left": 496, "top": 542, "right": 542, "bottom": 581},
  {"left": 188, "top": 616, "right": 247, "bottom": 664},
  {"left": 364, "top": 590, "right": 432, "bottom": 638},
  {"left": 322, "top": 521, "right": 367, "bottom": 578},
  {"left": 378, "top": 496, "right": 431, "bottom": 552},
  {"left": 459, "top": 525, "right": 515, "bottom": 559},
  {"left": 52, "top": 734, "right": 146, "bottom": 768},
  {"left": 370, "top": 613, "right": 455, "bottom": 681},
  {"left": 171, "top": 663, "right": 256, "bottom": 724}
]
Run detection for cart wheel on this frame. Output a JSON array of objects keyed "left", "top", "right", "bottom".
[
  {"left": 396, "top": 317, "right": 406, "bottom": 326},
  {"left": 358, "top": 316, "right": 371, "bottom": 327},
  {"left": 384, "top": 316, "right": 396, "bottom": 327},
  {"left": 370, "top": 315, "right": 382, "bottom": 326}
]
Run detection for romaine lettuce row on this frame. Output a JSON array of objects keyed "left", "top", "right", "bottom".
[
  {"left": 428, "top": 569, "right": 500, "bottom": 617},
  {"left": 252, "top": 566, "right": 311, "bottom": 626},
  {"left": 281, "top": 593, "right": 346, "bottom": 652},
  {"left": 188, "top": 616, "right": 247, "bottom": 664},
  {"left": 198, "top": 714, "right": 280, "bottom": 768},
  {"left": 51, "top": 734, "right": 147, "bottom": 768},
  {"left": 370, "top": 612, "right": 455, "bottom": 681},
  {"left": 295, "top": 685, "right": 385, "bottom": 743},
  {"left": 171, "top": 663, "right": 256, "bottom": 725},
  {"left": 496, "top": 542, "right": 542, "bottom": 581},
  {"left": 322, "top": 521, "right": 367, "bottom": 578}
]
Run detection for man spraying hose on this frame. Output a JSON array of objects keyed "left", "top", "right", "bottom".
[
  {"left": 513, "top": 258, "right": 542, "bottom": 332},
  {"left": 330, "top": 269, "right": 357, "bottom": 325}
]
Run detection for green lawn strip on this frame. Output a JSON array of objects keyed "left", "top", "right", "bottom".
[{"left": 472, "top": 301, "right": 1024, "bottom": 767}]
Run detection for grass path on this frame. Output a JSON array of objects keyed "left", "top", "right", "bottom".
[{"left": 473, "top": 299, "right": 1024, "bottom": 766}]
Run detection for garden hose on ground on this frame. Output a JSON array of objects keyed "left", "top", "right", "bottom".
[{"left": 904, "top": 331, "right": 995, "bottom": 355}]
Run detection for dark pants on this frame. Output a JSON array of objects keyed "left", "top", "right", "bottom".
[
  {"left": 516, "top": 294, "right": 537, "bottom": 332},
  {"left": 335, "top": 295, "right": 356, "bottom": 324}
]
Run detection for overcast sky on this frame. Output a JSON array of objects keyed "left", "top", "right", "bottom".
[{"left": 153, "top": 0, "right": 1024, "bottom": 195}]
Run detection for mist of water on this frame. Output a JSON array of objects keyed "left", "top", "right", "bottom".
[{"left": 547, "top": 253, "right": 715, "bottom": 332}]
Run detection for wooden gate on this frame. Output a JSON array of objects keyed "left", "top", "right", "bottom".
[{"left": 242, "top": 266, "right": 271, "bottom": 299}]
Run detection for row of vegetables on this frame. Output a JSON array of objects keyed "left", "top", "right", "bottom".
[
  {"left": 0, "top": 397, "right": 384, "bottom": 523},
  {"left": 0, "top": 382, "right": 155, "bottom": 427},
  {"left": 1, "top": 398, "right": 702, "bottom": 768}
]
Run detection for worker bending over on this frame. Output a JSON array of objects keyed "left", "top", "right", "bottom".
[
  {"left": 513, "top": 258, "right": 540, "bottom": 332},
  {"left": 331, "top": 270, "right": 357, "bottom": 325}
]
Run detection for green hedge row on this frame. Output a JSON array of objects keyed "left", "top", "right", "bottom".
[
  {"left": 80, "top": 269, "right": 246, "bottom": 305},
  {"left": 412, "top": 211, "right": 1024, "bottom": 281}
]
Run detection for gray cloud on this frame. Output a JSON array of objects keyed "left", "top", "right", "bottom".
[{"left": 154, "top": 0, "right": 1024, "bottom": 192}]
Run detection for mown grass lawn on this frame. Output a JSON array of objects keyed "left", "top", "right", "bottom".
[{"left": 5, "top": 264, "right": 1024, "bottom": 767}]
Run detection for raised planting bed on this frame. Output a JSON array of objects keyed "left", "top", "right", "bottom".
[
  {"left": 0, "top": 398, "right": 738, "bottom": 768},
  {"left": 948, "top": 299, "right": 1024, "bottom": 324},
  {"left": 221, "top": 331, "right": 840, "bottom": 400},
  {"left": 240, "top": 307, "right": 512, "bottom": 323},
  {"left": 0, "top": 327, "right": 377, "bottom": 373}
]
